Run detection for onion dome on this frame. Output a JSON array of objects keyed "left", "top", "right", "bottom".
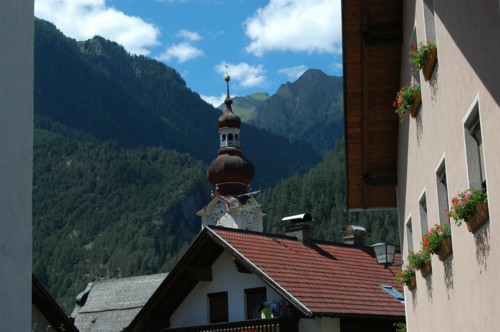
[
  {"left": 207, "top": 149, "right": 255, "bottom": 195},
  {"left": 218, "top": 75, "right": 241, "bottom": 129},
  {"left": 206, "top": 75, "right": 255, "bottom": 196}
]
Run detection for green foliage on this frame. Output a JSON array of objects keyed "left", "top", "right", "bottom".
[
  {"left": 394, "top": 322, "right": 407, "bottom": 332},
  {"left": 407, "top": 250, "right": 431, "bottom": 270},
  {"left": 393, "top": 83, "right": 421, "bottom": 122},
  {"left": 448, "top": 189, "right": 487, "bottom": 225},
  {"left": 33, "top": 131, "right": 210, "bottom": 312},
  {"left": 408, "top": 40, "right": 436, "bottom": 72},
  {"left": 394, "top": 266, "right": 416, "bottom": 286},
  {"left": 262, "top": 140, "right": 399, "bottom": 245},
  {"left": 422, "top": 223, "right": 451, "bottom": 254}
]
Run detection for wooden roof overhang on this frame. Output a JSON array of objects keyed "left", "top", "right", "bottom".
[
  {"left": 32, "top": 275, "right": 79, "bottom": 332},
  {"left": 125, "top": 228, "right": 224, "bottom": 331},
  {"left": 342, "top": 0, "right": 403, "bottom": 210}
]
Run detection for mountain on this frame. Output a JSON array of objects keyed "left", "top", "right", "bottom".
[
  {"left": 34, "top": 18, "right": 321, "bottom": 189},
  {"left": 32, "top": 18, "right": 321, "bottom": 312},
  {"left": 217, "top": 70, "right": 344, "bottom": 155},
  {"left": 250, "top": 69, "right": 344, "bottom": 155},
  {"left": 33, "top": 129, "right": 210, "bottom": 311},
  {"left": 217, "top": 92, "right": 270, "bottom": 122},
  {"left": 31, "top": 18, "right": 398, "bottom": 314},
  {"left": 262, "top": 140, "right": 399, "bottom": 246}
]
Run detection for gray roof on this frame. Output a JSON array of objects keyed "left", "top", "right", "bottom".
[{"left": 72, "top": 273, "right": 167, "bottom": 332}]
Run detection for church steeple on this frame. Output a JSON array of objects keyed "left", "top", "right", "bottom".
[
  {"left": 207, "top": 75, "right": 255, "bottom": 197},
  {"left": 198, "top": 75, "right": 263, "bottom": 232}
]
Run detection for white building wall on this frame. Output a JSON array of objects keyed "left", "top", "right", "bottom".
[
  {"left": 0, "top": 1, "right": 34, "bottom": 331},
  {"left": 170, "top": 251, "right": 283, "bottom": 327},
  {"left": 398, "top": 1, "right": 500, "bottom": 331},
  {"left": 298, "top": 317, "right": 341, "bottom": 332}
]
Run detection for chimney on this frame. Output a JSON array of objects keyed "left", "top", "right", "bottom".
[
  {"left": 342, "top": 225, "right": 367, "bottom": 246},
  {"left": 283, "top": 213, "right": 313, "bottom": 245}
]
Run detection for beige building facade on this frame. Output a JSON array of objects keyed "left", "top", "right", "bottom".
[
  {"left": 397, "top": 1, "right": 500, "bottom": 331},
  {"left": 343, "top": 0, "right": 500, "bottom": 331}
]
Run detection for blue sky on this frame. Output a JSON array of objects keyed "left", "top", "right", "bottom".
[{"left": 35, "top": 0, "right": 343, "bottom": 106}]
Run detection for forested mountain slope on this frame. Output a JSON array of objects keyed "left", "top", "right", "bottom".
[
  {"left": 32, "top": 18, "right": 398, "bottom": 313},
  {"left": 250, "top": 69, "right": 344, "bottom": 155},
  {"left": 33, "top": 129, "right": 210, "bottom": 311},
  {"left": 263, "top": 141, "right": 399, "bottom": 245},
  {"left": 34, "top": 18, "right": 321, "bottom": 189}
]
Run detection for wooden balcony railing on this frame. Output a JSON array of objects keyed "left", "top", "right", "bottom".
[{"left": 166, "top": 317, "right": 299, "bottom": 332}]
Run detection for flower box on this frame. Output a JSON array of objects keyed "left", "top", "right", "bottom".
[
  {"left": 422, "top": 47, "right": 438, "bottom": 81},
  {"left": 419, "top": 260, "right": 432, "bottom": 278},
  {"left": 466, "top": 202, "right": 489, "bottom": 233},
  {"left": 436, "top": 237, "right": 453, "bottom": 261},
  {"left": 409, "top": 90, "right": 422, "bottom": 118},
  {"left": 406, "top": 275, "right": 417, "bottom": 291},
  {"left": 449, "top": 189, "right": 488, "bottom": 232},
  {"left": 393, "top": 84, "right": 421, "bottom": 121}
]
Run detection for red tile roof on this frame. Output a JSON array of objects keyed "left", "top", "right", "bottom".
[{"left": 209, "top": 227, "right": 404, "bottom": 318}]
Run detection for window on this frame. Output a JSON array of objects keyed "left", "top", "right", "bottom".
[
  {"left": 208, "top": 292, "right": 228, "bottom": 323},
  {"left": 406, "top": 217, "right": 414, "bottom": 254},
  {"left": 419, "top": 193, "right": 429, "bottom": 237},
  {"left": 410, "top": 29, "right": 420, "bottom": 85},
  {"left": 436, "top": 159, "right": 450, "bottom": 226},
  {"left": 380, "top": 285, "right": 404, "bottom": 303},
  {"left": 423, "top": 0, "right": 436, "bottom": 42},
  {"left": 464, "top": 102, "right": 486, "bottom": 190},
  {"left": 245, "top": 287, "right": 266, "bottom": 319}
]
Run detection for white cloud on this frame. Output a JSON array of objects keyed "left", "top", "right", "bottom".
[
  {"left": 215, "top": 62, "right": 267, "bottom": 89},
  {"left": 200, "top": 94, "right": 227, "bottom": 107},
  {"left": 157, "top": 42, "right": 204, "bottom": 63},
  {"left": 177, "top": 29, "right": 202, "bottom": 41},
  {"left": 35, "top": 0, "right": 160, "bottom": 55},
  {"left": 279, "top": 65, "right": 308, "bottom": 81},
  {"left": 244, "top": 0, "right": 342, "bottom": 56},
  {"left": 332, "top": 62, "right": 343, "bottom": 72}
]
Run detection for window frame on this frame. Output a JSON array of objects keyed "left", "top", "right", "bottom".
[
  {"left": 208, "top": 291, "right": 229, "bottom": 323},
  {"left": 245, "top": 287, "right": 267, "bottom": 320}
]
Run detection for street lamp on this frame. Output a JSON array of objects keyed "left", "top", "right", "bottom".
[{"left": 371, "top": 243, "right": 397, "bottom": 268}]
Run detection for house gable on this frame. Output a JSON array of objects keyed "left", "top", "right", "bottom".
[
  {"left": 170, "top": 251, "right": 283, "bottom": 328},
  {"left": 128, "top": 227, "right": 405, "bottom": 331}
]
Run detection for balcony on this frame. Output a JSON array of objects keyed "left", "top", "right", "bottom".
[{"left": 166, "top": 317, "right": 299, "bottom": 332}]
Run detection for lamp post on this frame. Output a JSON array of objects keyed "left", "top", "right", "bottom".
[{"left": 371, "top": 243, "right": 397, "bottom": 268}]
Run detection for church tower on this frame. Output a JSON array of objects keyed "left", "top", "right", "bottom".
[{"left": 197, "top": 75, "right": 264, "bottom": 231}]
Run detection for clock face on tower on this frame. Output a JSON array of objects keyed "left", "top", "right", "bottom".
[
  {"left": 243, "top": 210, "right": 256, "bottom": 228},
  {"left": 209, "top": 202, "right": 228, "bottom": 225}
]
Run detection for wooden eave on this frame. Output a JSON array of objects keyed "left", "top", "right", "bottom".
[
  {"left": 32, "top": 275, "right": 79, "bottom": 332},
  {"left": 126, "top": 229, "right": 224, "bottom": 331},
  {"left": 342, "top": 0, "right": 402, "bottom": 210}
]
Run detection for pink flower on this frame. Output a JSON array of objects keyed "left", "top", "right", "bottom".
[
  {"left": 465, "top": 191, "right": 472, "bottom": 199},
  {"left": 439, "top": 231, "right": 444, "bottom": 236}
]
